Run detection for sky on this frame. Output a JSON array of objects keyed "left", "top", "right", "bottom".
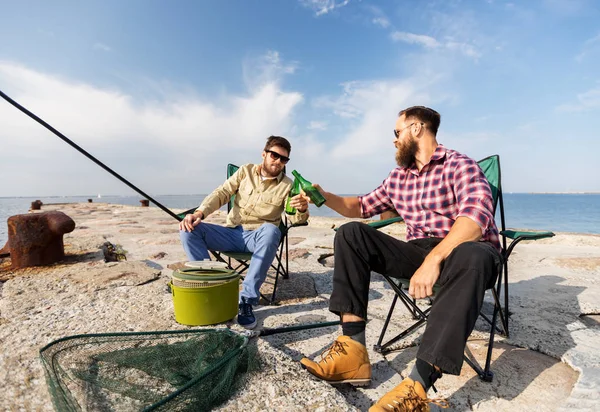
[{"left": 1, "top": 0, "right": 599, "bottom": 198}]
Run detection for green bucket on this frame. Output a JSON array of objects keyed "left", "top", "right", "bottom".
[{"left": 170, "top": 268, "right": 240, "bottom": 326}]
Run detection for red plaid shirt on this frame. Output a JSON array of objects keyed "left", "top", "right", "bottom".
[{"left": 359, "top": 145, "right": 501, "bottom": 252}]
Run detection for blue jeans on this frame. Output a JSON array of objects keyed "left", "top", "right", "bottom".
[{"left": 179, "top": 223, "right": 282, "bottom": 305}]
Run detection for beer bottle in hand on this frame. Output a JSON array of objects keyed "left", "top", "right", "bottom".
[
  {"left": 285, "top": 178, "right": 301, "bottom": 215},
  {"left": 291, "top": 170, "right": 326, "bottom": 207}
]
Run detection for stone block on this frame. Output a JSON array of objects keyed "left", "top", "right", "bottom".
[
  {"left": 7, "top": 211, "right": 75, "bottom": 269},
  {"left": 30, "top": 200, "right": 43, "bottom": 210}
]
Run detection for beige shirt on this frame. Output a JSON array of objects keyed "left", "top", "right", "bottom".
[{"left": 197, "top": 163, "right": 309, "bottom": 230}]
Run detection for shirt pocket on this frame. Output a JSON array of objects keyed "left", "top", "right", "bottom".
[
  {"left": 260, "top": 194, "right": 285, "bottom": 220},
  {"left": 236, "top": 186, "right": 253, "bottom": 209}
]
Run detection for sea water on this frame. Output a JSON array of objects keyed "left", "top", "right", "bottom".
[{"left": 1, "top": 193, "right": 599, "bottom": 247}]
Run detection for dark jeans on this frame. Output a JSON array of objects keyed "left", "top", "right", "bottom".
[{"left": 330, "top": 221, "right": 502, "bottom": 375}]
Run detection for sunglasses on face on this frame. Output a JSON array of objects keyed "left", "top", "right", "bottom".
[
  {"left": 265, "top": 149, "right": 290, "bottom": 164},
  {"left": 393, "top": 122, "right": 424, "bottom": 138}
]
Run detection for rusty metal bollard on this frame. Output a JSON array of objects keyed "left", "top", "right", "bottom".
[
  {"left": 7, "top": 211, "right": 75, "bottom": 269},
  {"left": 30, "top": 200, "right": 43, "bottom": 210}
]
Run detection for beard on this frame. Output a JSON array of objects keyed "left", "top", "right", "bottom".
[
  {"left": 261, "top": 158, "right": 283, "bottom": 178},
  {"left": 395, "top": 137, "right": 419, "bottom": 168}
]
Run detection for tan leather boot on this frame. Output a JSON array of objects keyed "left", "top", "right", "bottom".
[
  {"left": 369, "top": 378, "right": 448, "bottom": 411},
  {"left": 300, "top": 335, "right": 371, "bottom": 386}
]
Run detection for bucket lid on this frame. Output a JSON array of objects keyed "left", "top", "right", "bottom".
[
  {"left": 172, "top": 268, "right": 239, "bottom": 282},
  {"left": 184, "top": 260, "right": 229, "bottom": 269}
]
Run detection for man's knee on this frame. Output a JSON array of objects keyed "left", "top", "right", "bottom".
[
  {"left": 335, "top": 221, "right": 368, "bottom": 243},
  {"left": 447, "top": 242, "right": 498, "bottom": 271},
  {"left": 179, "top": 229, "right": 193, "bottom": 245},
  {"left": 179, "top": 224, "right": 206, "bottom": 243},
  {"left": 258, "top": 223, "right": 281, "bottom": 244}
]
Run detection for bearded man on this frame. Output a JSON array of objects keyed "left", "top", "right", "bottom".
[
  {"left": 179, "top": 136, "right": 309, "bottom": 329},
  {"left": 300, "top": 106, "right": 501, "bottom": 411}
]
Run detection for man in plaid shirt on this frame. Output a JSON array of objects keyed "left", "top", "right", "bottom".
[{"left": 300, "top": 106, "right": 502, "bottom": 411}]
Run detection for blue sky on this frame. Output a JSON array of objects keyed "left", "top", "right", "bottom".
[{"left": 1, "top": 0, "right": 599, "bottom": 197}]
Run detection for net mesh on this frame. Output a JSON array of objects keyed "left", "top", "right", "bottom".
[{"left": 39, "top": 329, "right": 259, "bottom": 411}]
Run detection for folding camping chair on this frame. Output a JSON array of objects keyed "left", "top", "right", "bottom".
[
  {"left": 371, "top": 155, "right": 555, "bottom": 381},
  {"left": 178, "top": 163, "right": 307, "bottom": 304}
]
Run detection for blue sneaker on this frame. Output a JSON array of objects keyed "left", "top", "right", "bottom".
[{"left": 237, "top": 298, "right": 257, "bottom": 329}]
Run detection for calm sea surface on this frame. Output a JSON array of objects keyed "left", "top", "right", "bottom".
[{"left": 1, "top": 193, "right": 599, "bottom": 247}]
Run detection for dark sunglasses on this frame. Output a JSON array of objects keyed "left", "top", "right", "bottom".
[
  {"left": 393, "top": 122, "right": 424, "bottom": 138},
  {"left": 265, "top": 149, "right": 290, "bottom": 164}
]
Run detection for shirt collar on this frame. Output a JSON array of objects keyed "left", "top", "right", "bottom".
[
  {"left": 404, "top": 144, "right": 447, "bottom": 175},
  {"left": 430, "top": 144, "right": 447, "bottom": 162}
]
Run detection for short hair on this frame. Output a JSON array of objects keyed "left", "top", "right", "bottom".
[
  {"left": 398, "top": 106, "right": 441, "bottom": 136},
  {"left": 264, "top": 135, "right": 291, "bottom": 154}
]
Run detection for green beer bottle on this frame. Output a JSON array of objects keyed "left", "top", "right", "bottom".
[
  {"left": 291, "top": 170, "right": 326, "bottom": 207},
  {"left": 285, "top": 178, "right": 301, "bottom": 215}
]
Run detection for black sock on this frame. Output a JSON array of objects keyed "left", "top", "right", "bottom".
[
  {"left": 341, "top": 321, "right": 366, "bottom": 346},
  {"left": 408, "top": 358, "right": 442, "bottom": 391}
]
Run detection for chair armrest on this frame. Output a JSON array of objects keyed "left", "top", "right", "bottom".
[
  {"left": 280, "top": 221, "right": 309, "bottom": 237},
  {"left": 176, "top": 207, "right": 197, "bottom": 220},
  {"left": 288, "top": 222, "right": 309, "bottom": 229},
  {"left": 333, "top": 216, "right": 404, "bottom": 232},
  {"left": 366, "top": 216, "right": 404, "bottom": 230},
  {"left": 500, "top": 230, "right": 555, "bottom": 241}
]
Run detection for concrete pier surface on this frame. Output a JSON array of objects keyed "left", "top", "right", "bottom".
[{"left": 0, "top": 203, "right": 598, "bottom": 411}]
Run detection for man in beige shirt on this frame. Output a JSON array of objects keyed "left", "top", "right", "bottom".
[{"left": 179, "top": 136, "right": 309, "bottom": 329}]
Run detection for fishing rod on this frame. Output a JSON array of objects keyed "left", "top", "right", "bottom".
[
  {"left": 243, "top": 320, "right": 340, "bottom": 338},
  {"left": 0, "top": 89, "right": 183, "bottom": 221}
]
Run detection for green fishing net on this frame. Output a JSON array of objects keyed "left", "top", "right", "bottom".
[{"left": 39, "top": 329, "right": 259, "bottom": 411}]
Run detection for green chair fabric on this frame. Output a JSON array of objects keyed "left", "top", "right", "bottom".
[
  {"left": 373, "top": 154, "right": 555, "bottom": 382},
  {"left": 179, "top": 164, "right": 307, "bottom": 304}
]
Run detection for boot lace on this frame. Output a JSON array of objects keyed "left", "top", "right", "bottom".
[
  {"left": 318, "top": 340, "right": 348, "bottom": 364},
  {"left": 385, "top": 386, "right": 449, "bottom": 411}
]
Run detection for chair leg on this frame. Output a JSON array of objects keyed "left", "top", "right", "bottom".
[
  {"left": 375, "top": 279, "right": 432, "bottom": 353},
  {"left": 503, "top": 262, "right": 510, "bottom": 336},
  {"left": 463, "top": 287, "right": 500, "bottom": 382},
  {"left": 269, "top": 254, "right": 286, "bottom": 305},
  {"left": 482, "top": 288, "right": 502, "bottom": 380},
  {"left": 374, "top": 294, "right": 398, "bottom": 352},
  {"left": 284, "top": 233, "right": 289, "bottom": 280}
]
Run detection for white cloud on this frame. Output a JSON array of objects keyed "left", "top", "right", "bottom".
[
  {"left": 314, "top": 75, "right": 446, "bottom": 160},
  {"left": 372, "top": 17, "right": 390, "bottom": 29},
  {"left": 242, "top": 50, "right": 299, "bottom": 92},
  {"left": 0, "top": 57, "right": 303, "bottom": 196},
  {"left": 93, "top": 42, "right": 112, "bottom": 52},
  {"left": 364, "top": 5, "right": 390, "bottom": 29},
  {"left": 556, "top": 86, "right": 600, "bottom": 112},
  {"left": 391, "top": 31, "right": 440, "bottom": 49},
  {"left": 390, "top": 31, "right": 481, "bottom": 59},
  {"left": 299, "top": 0, "right": 350, "bottom": 16}
]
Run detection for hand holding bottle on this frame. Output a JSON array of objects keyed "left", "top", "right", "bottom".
[
  {"left": 303, "top": 183, "right": 327, "bottom": 204},
  {"left": 288, "top": 193, "right": 309, "bottom": 213},
  {"left": 291, "top": 170, "right": 327, "bottom": 207}
]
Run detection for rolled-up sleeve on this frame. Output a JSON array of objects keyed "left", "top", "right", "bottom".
[
  {"left": 454, "top": 161, "right": 496, "bottom": 236},
  {"left": 358, "top": 177, "right": 395, "bottom": 218}
]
